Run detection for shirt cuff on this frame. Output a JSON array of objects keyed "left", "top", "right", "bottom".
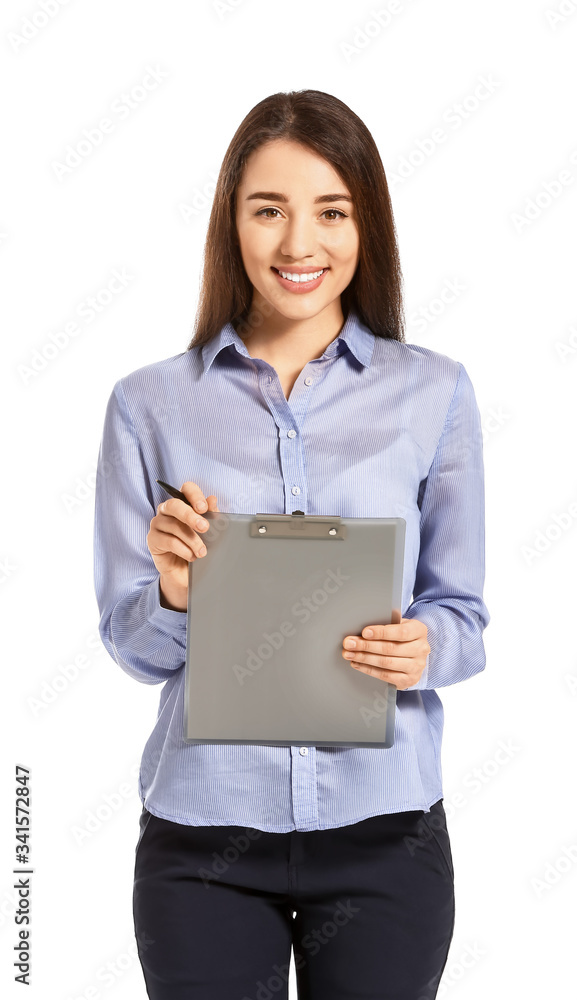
[{"left": 145, "top": 577, "right": 188, "bottom": 634}]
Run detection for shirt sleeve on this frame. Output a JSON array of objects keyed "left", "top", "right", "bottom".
[
  {"left": 402, "top": 361, "right": 490, "bottom": 690},
  {"left": 93, "top": 379, "right": 188, "bottom": 684}
]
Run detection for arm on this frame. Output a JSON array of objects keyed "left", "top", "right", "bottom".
[
  {"left": 93, "top": 379, "right": 188, "bottom": 684},
  {"left": 403, "top": 361, "right": 490, "bottom": 690}
]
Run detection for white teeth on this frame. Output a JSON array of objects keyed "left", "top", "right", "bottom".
[{"left": 277, "top": 268, "right": 326, "bottom": 282}]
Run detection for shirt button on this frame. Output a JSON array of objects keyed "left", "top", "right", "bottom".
[
  {"left": 291, "top": 486, "right": 301, "bottom": 495},
  {"left": 287, "top": 429, "right": 296, "bottom": 438},
  {"left": 304, "top": 377, "right": 312, "bottom": 386},
  {"left": 299, "top": 747, "right": 308, "bottom": 756}
]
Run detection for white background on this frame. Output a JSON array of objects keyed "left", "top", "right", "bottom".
[{"left": 1, "top": 0, "right": 576, "bottom": 997}]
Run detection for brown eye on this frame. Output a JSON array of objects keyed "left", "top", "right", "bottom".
[{"left": 322, "top": 209, "right": 347, "bottom": 221}]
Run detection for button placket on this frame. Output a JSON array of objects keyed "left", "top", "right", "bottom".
[
  {"left": 276, "top": 419, "right": 306, "bottom": 513},
  {"left": 290, "top": 744, "right": 319, "bottom": 828}
]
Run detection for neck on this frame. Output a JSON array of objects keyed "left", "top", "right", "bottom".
[{"left": 238, "top": 298, "right": 346, "bottom": 366}]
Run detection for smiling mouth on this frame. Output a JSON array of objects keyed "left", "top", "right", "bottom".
[{"left": 271, "top": 267, "right": 329, "bottom": 284}]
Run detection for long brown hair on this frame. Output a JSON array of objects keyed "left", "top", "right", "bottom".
[{"left": 187, "top": 89, "right": 405, "bottom": 349}]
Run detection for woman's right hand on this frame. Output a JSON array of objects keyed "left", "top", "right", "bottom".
[{"left": 147, "top": 481, "right": 219, "bottom": 611}]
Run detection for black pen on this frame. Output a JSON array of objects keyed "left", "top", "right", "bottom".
[{"left": 156, "top": 480, "right": 194, "bottom": 508}]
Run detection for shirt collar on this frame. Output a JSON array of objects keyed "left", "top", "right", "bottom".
[{"left": 200, "top": 308, "right": 375, "bottom": 375}]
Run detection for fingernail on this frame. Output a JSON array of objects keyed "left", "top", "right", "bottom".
[
  {"left": 197, "top": 501, "right": 207, "bottom": 511},
  {"left": 344, "top": 638, "right": 356, "bottom": 649},
  {"left": 363, "top": 629, "right": 373, "bottom": 638}
]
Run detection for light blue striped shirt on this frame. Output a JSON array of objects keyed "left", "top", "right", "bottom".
[{"left": 93, "top": 309, "right": 489, "bottom": 832}]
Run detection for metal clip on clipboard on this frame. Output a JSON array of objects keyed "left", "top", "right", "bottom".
[{"left": 251, "top": 510, "right": 347, "bottom": 540}]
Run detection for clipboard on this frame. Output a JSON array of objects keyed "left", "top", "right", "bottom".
[{"left": 183, "top": 511, "right": 405, "bottom": 748}]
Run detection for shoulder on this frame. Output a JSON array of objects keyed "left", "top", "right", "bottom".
[
  {"left": 372, "top": 337, "right": 463, "bottom": 392},
  {"left": 113, "top": 350, "right": 199, "bottom": 407},
  {"left": 375, "top": 337, "right": 460, "bottom": 373},
  {"left": 368, "top": 338, "right": 483, "bottom": 429}
]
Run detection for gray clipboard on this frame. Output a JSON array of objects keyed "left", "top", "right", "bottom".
[{"left": 184, "top": 511, "right": 405, "bottom": 748}]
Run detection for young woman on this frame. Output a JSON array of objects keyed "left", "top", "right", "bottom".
[{"left": 94, "top": 89, "right": 490, "bottom": 1000}]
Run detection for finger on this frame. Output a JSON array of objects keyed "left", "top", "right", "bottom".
[
  {"left": 347, "top": 657, "right": 413, "bottom": 686},
  {"left": 342, "top": 646, "right": 410, "bottom": 673},
  {"left": 343, "top": 636, "right": 419, "bottom": 659},
  {"left": 358, "top": 620, "right": 426, "bottom": 642},
  {"left": 157, "top": 498, "right": 209, "bottom": 534},
  {"left": 148, "top": 527, "right": 198, "bottom": 562},
  {"left": 342, "top": 633, "right": 401, "bottom": 655},
  {"left": 180, "top": 481, "right": 211, "bottom": 514},
  {"left": 345, "top": 652, "right": 416, "bottom": 684},
  {"left": 151, "top": 517, "right": 207, "bottom": 559}
]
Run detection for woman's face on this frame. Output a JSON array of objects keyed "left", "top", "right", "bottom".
[{"left": 235, "top": 139, "right": 360, "bottom": 326}]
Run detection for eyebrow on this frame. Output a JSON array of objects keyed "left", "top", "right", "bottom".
[{"left": 245, "top": 191, "right": 353, "bottom": 204}]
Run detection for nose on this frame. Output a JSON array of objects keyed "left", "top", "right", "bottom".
[{"left": 279, "top": 214, "right": 319, "bottom": 262}]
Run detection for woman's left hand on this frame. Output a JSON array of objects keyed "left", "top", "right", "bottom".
[{"left": 342, "top": 617, "right": 430, "bottom": 690}]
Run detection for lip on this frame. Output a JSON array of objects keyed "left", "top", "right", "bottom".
[
  {"left": 271, "top": 266, "right": 329, "bottom": 294},
  {"left": 271, "top": 265, "right": 329, "bottom": 274}
]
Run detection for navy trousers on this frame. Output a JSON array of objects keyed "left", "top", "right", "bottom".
[{"left": 133, "top": 799, "right": 455, "bottom": 1000}]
